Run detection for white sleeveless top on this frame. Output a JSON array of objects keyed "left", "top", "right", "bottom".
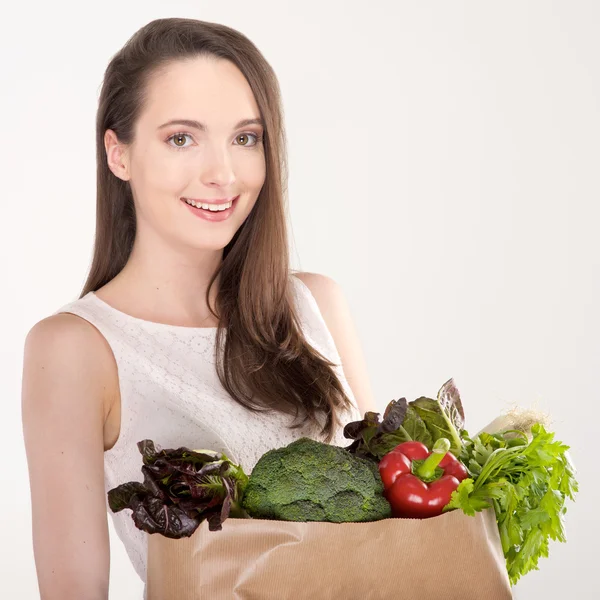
[{"left": 51, "top": 273, "right": 362, "bottom": 596}]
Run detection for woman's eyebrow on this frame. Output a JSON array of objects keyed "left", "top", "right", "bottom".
[{"left": 157, "top": 118, "right": 264, "bottom": 131}]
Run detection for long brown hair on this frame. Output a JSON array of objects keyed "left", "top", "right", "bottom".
[{"left": 81, "top": 17, "right": 356, "bottom": 443}]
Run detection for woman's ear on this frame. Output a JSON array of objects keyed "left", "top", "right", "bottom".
[{"left": 104, "top": 129, "right": 131, "bottom": 181}]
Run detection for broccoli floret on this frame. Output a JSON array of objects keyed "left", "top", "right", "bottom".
[{"left": 241, "top": 437, "right": 392, "bottom": 523}]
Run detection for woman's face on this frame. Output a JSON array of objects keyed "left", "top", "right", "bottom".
[{"left": 112, "top": 56, "right": 266, "bottom": 251}]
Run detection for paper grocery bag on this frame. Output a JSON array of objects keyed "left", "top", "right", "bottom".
[{"left": 146, "top": 507, "right": 512, "bottom": 600}]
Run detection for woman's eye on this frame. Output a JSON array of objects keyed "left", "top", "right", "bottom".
[
  {"left": 235, "top": 132, "right": 263, "bottom": 147},
  {"left": 167, "top": 131, "right": 263, "bottom": 151},
  {"left": 167, "top": 132, "right": 194, "bottom": 150}
]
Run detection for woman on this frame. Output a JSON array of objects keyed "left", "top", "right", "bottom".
[{"left": 21, "top": 17, "right": 375, "bottom": 599}]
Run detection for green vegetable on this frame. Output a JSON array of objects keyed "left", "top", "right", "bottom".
[
  {"left": 343, "top": 379, "right": 578, "bottom": 585},
  {"left": 241, "top": 437, "right": 392, "bottom": 523},
  {"left": 443, "top": 424, "right": 578, "bottom": 585},
  {"left": 343, "top": 378, "right": 466, "bottom": 459}
]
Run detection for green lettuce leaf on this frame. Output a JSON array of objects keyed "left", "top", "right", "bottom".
[
  {"left": 343, "top": 378, "right": 465, "bottom": 459},
  {"left": 410, "top": 378, "right": 465, "bottom": 456}
]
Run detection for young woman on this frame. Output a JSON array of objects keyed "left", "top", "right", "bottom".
[{"left": 21, "top": 17, "right": 375, "bottom": 599}]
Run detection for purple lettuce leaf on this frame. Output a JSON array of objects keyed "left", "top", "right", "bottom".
[{"left": 107, "top": 439, "right": 250, "bottom": 538}]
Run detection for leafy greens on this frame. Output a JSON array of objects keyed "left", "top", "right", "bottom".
[
  {"left": 342, "top": 378, "right": 578, "bottom": 586},
  {"left": 107, "top": 440, "right": 250, "bottom": 537},
  {"left": 343, "top": 378, "right": 465, "bottom": 459},
  {"left": 444, "top": 423, "right": 578, "bottom": 585}
]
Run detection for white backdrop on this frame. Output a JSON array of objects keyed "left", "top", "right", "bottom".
[{"left": 2, "top": 1, "right": 597, "bottom": 598}]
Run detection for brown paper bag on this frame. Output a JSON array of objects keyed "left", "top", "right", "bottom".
[{"left": 146, "top": 506, "right": 512, "bottom": 599}]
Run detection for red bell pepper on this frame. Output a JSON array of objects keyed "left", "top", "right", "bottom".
[{"left": 378, "top": 438, "right": 469, "bottom": 519}]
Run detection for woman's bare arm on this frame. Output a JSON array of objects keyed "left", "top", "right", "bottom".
[{"left": 22, "top": 314, "right": 114, "bottom": 600}]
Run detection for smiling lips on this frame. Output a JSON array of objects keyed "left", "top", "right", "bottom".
[
  {"left": 181, "top": 195, "right": 238, "bottom": 220},
  {"left": 183, "top": 198, "right": 233, "bottom": 211},
  {"left": 181, "top": 195, "right": 238, "bottom": 205}
]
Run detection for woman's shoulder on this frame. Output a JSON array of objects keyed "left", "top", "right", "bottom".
[
  {"left": 24, "top": 313, "right": 118, "bottom": 427},
  {"left": 290, "top": 270, "right": 336, "bottom": 297},
  {"left": 289, "top": 271, "right": 341, "bottom": 342},
  {"left": 27, "top": 311, "right": 109, "bottom": 356},
  {"left": 290, "top": 271, "right": 340, "bottom": 318}
]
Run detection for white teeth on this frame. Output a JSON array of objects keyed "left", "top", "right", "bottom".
[{"left": 184, "top": 198, "right": 233, "bottom": 211}]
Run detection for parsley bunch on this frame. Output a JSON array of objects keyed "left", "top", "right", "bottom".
[{"left": 443, "top": 424, "right": 578, "bottom": 585}]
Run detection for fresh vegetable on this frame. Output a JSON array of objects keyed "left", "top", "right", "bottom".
[
  {"left": 107, "top": 440, "right": 250, "bottom": 537},
  {"left": 343, "top": 378, "right": 466, "bottom": 461},
  {"left": 379, "top": 437, "right": 469, "bottom": 518},
  {"left": 108, "top": 435, "right": 392, "bottom": 537},
  {"left": 444, "top": 423, "right": 578, "bottom": 585},
  {"left": 241, "top": 437, "right": 392, "bottom": 523},
  {"left": 342, "top": 380, "right": 578, "bottom": 586},
  {"left": 477, "top": 405, "right": 553, "bottom": 441},
  {"left": 108, "top": 377, "right": 578, "bottom": 588}
]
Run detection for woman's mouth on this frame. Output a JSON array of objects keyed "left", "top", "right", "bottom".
[{"left": 180, "top": 195, "right": 239, "bottom": 222}]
